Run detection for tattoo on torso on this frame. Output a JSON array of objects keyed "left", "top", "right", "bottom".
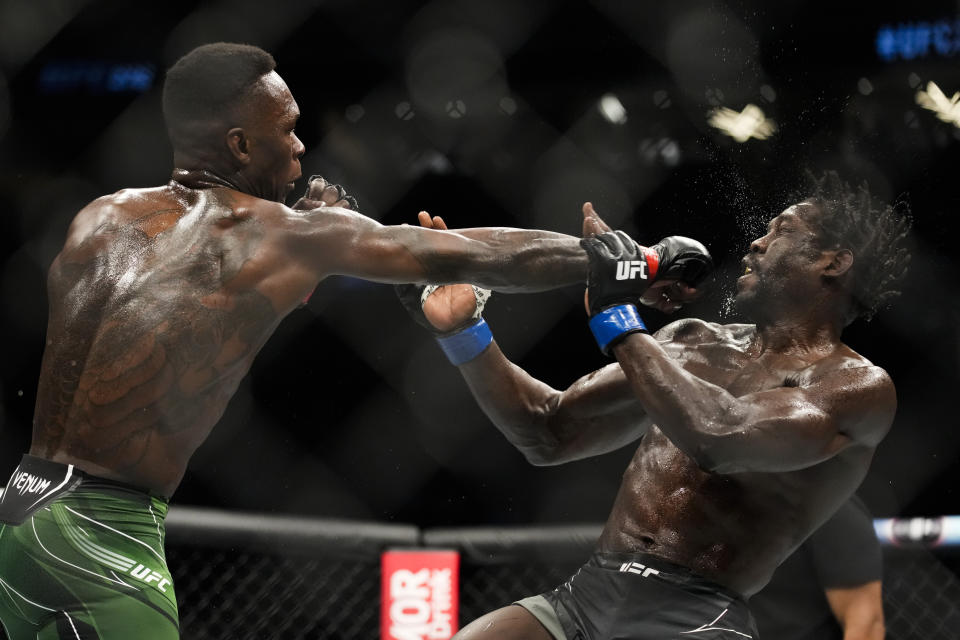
[{"left": 33, "top": 193, "right": 281, "bottom": 485}]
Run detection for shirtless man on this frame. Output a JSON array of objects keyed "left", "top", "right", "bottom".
[
  {"left": 405, "top": 175, "right": 910, "bottom": 639},
  {"left": 0, "top": 42, "right": 608, "bottom": 639}
]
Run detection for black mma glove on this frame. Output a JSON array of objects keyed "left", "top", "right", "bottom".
[
  {"left": 395, "top": 283, "right": 494, "bottom": 365},
  {"left": 649, "top": 235, "right": 714, "bottom": 290},
  {"left": 291, "top": 175, "right": 358, "bottom": 211},
  {"left": 580, "top": 231, "right": 713, "bottom": 355}
]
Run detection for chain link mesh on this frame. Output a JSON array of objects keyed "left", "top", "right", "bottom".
[
  {"left": 882, "top": 548, "right": 960, "bottom": 639},
  {"left": 167, "top": 536, "right": 960, "bottom": 639},
  {"left": 169, "top": 546, "right": 381, "bottom": 640}
]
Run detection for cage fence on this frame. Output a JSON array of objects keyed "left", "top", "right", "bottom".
[{"left": 164, "top": 507, "right": 960, "bottom": 640}]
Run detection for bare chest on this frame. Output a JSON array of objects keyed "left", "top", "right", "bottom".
[{"left": 661, "top": 338, "right": 810, "bottom": 398}]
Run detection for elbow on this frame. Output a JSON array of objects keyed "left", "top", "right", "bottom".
[
  {"left": 686, "top": 409, "right": 752, "bottom": 473},
  {"left": 874, "top": 621, "right": 886, "bottom": 640},
  {"left": 686, "top": 432, "right": 743, "bottom": 474},
  {"left": 689, "top": 444, "right": 726, "bottom": 473},
  {"left": 513, "top": 395, "right": 568, "bottom": 466},
  {"left": 518, "top": 442, "right": 566, "bottom": 467},
  {"left": 864, "top": 614, "right": 885, "bottom": 640}
]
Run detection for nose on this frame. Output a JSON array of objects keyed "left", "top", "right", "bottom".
[
  {"left": 749, "top": 233, "right": 768, "bottom": 254},
  {"left": 293, "top": 134, "right": 305, "bottom": 159}
]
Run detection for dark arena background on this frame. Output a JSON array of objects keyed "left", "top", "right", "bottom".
[{"left": 1, "top": 0, "right": 960, "bottom": 638}]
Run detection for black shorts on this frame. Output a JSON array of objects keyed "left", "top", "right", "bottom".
[{"left": 520, "top": 551, "right": 757, "bottom": 639}]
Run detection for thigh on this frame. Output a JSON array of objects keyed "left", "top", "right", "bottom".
[
  {"left": 46, "top": 596, "right": 179, "bottom": 640},
  {"left": 0, "top": 513, "right": 180, "bottom": 640},
  {"left": 454, "top": 605, "right": 556, "bottom": 640}
]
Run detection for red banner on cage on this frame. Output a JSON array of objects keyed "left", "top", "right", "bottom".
[{"left": 381, "top": 550, "right": 459, "bottom": 640}]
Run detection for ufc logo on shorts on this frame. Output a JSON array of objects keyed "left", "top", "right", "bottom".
[
  {"left": 615, "top": 260, "right": 648, "bottom": 281},
  {"left": 619, "top": 561, "right": 660, "bottom": 578},
  {"left": 130, "top": 564, "right": 170, "bottom": 592}
]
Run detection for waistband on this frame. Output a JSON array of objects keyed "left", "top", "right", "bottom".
[
  {"left": 20, "top": 455, "right": 165, "bottom": 498},
  {"left": 589, "top": 550, "right": 747, "bottom": 603},
  {"left": 0, "top": 454, "right": 168, "bottom": 526}
]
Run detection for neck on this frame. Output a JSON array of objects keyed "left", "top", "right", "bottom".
[
  {"left": 171, "top": 167, "right": 242, "bottom": 192},
  {"left": 751, "top": 320, "right": 842, "bottom": 358},
  {"left": 171, "top": 147, "right": 250, "bottom": 194},
  {"left": 171, "top": 157, "right": 278, "bottom": 202},
  {"left": 748, "top": 297, "right": 846, "bottom": 358}
]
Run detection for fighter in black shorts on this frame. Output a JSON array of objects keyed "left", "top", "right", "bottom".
[{"left": 401, "top": 175, "right": 910, "bottom": 639}]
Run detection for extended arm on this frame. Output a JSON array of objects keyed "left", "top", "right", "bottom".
[
  {"left": 403, "top": 212, "right": 649, "bottom": 464},
  {"left": 611, "top": 333, "right": 896, "bottom": 472},
  {"left": 825, "top": 581, "right": 885, "bottom": 640},
  {"left": 285, "top": 206, "right": 588, "bottom": 292}
]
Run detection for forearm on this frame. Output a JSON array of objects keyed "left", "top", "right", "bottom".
[
  {"left": 443, "top": 227, "right": 586, "bottom": 292},
  {"left": 457, "top": 343, "right": 567, "bottom": 465},
  {"left": 609, "top": 330, "right": 855, "bottom": 472},
  {"left": 828, "top": 583, "right": 885, "bottom": 640},
  {"left": 293, "top": 208, "right": 586, "bottom": 292},
  {"left": 611, "top": 332, "right": 742, "bottom": 469},
  {"left": 457, "top": 344, "right": 648, "bottom": 465},
  {"left": 843, "top": 620, "right": 884, "bottom": 640}
]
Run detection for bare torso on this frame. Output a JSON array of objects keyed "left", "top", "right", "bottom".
[
  {"left": 597, "top": 321, "right": 878, "bottom": 596},
  {"left": 29, "top": 174, "right": 593, "bottom": 498},
  {"left": 31, "top": 182, "right": 307, "bottom": 496}
]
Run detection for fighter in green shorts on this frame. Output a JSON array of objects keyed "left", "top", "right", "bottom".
[
  {"left": 0, "top": 42, "right": 600, "bottom": 640},
  {"left": 0, "top": 457, "right": 177, "bottom": 639}
]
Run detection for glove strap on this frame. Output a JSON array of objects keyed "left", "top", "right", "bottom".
[
  {"left": 436, "top": 318, "right": 493, "bottom": 365},
  {"left": 589, "top": 304, "right": 647, "bottom": 355}
]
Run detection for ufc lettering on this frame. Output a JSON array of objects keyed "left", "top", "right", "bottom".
[
  {"left": 615, "top": 260, "right": 648, "bottom": 281},
  {"left": 619, "top": 561, "right": 661, "bottom": 578},
  {"left": 130, "top": 564, "right": 170, "bottom": 592}
]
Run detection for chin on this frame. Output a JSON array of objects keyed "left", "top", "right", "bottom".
[
  {"left": 731, "top": 290, "right": 757, "bottom": 318},
  {"left": 269, "top": 186, "right": 292, "bottom": 204}
]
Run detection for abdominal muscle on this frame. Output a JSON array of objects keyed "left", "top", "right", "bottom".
[{"left": 595, "top": 429, "right": 846, "bottom": 597}]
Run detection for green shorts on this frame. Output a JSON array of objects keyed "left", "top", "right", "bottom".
[{"left": 0, "top": 463, "right": 178, "bottom": 639}]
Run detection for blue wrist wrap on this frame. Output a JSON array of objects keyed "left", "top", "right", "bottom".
[
  {"left": 589, "top": 304, "right": 647, "bottom": 355},
  {"left": 436, "top": 318, "right": 493, "bottom": 365}
]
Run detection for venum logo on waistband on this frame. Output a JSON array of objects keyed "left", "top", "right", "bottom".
[
  {"left": 619, "top": 561, "right": 660, "bottom": 578},
  {"left": 11, "top": 470, "right": 52, "bottom": 497}
]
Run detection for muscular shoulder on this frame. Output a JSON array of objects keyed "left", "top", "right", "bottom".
[
  {"left": 70, "top": 187, "right": 155, "bottom": 228},
  {"left": 800, "top": 349, "right": 896, "bottom": 445},
  {"left": 266, "top": 203, "right": 383, "bottom": 259},
  {"left": 654, "top": 317, "right": 754, "bottom": 346},
  {"left": 803, "top": 346, "right": 889, "bottom": 388},
  {"left": 62, "top": 186, "right": 172, "bottom": 253}
]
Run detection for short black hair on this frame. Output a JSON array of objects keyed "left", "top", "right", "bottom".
[
  {"left": 804, "top": 171, "right": 912, "bottom": 322},
  {"left": 162, "top": 42, "right": 276, "bottom": 138}
]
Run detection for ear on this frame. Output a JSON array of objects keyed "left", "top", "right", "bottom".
[
  {"left": 226, "top": 127, "right": 251, "bottom": 164},
  {"left": 822, "top": 248, "right": 854, "bottom": 278}
]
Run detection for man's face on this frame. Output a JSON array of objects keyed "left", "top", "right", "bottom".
[
  {"left": 237, "top": 71, "right": 305, "bottom": 202},
  {"left": 734, "top": 201, "right": 826, "bottom": 315}
]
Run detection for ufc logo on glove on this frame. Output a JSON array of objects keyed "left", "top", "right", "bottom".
[{"left": 615, "top": 260, "right": 648, "bottom": 280}]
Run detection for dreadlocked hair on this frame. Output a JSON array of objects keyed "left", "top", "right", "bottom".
[{"left": 804, "top": 171, "right": 912, "bottom": 323}]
